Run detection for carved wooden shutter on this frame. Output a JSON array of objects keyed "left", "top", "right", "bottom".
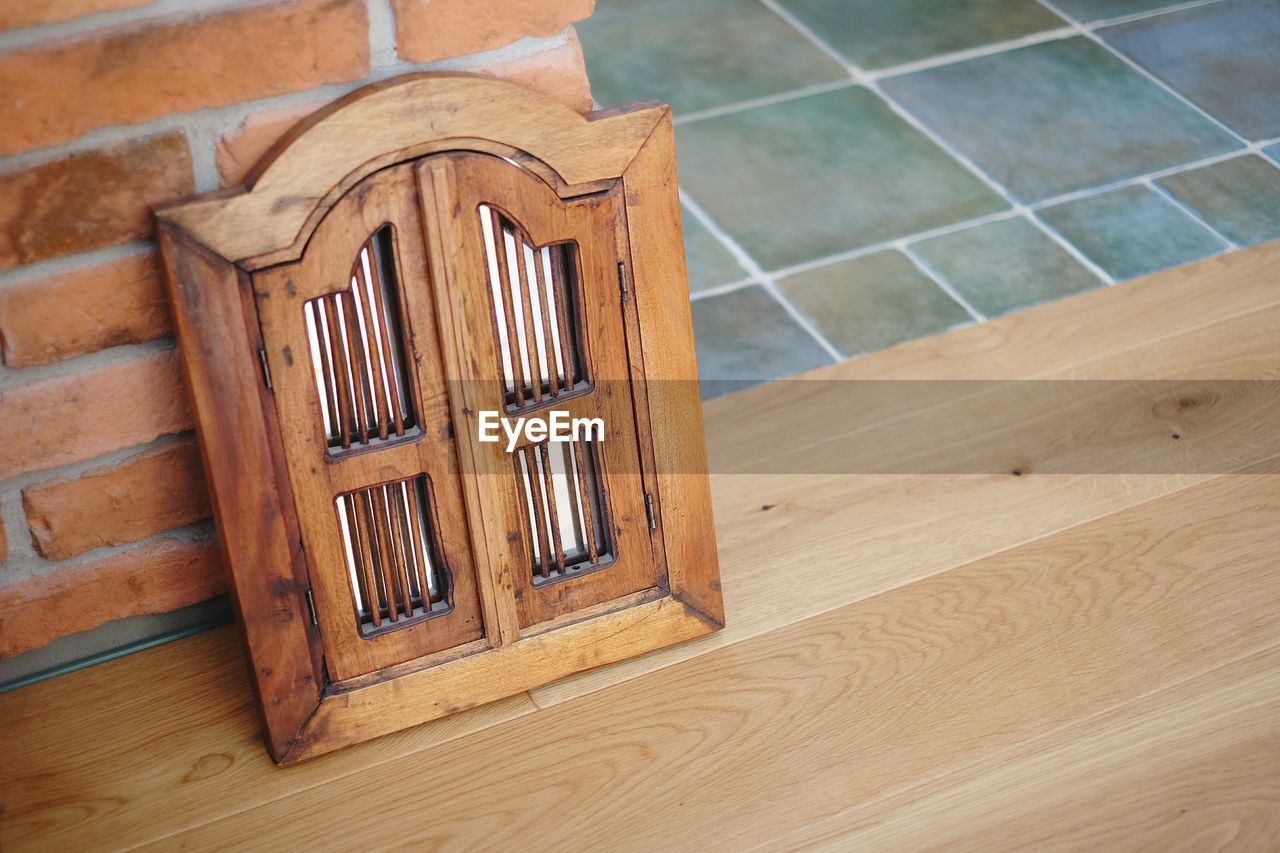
[
  {"left": 156, "top": 74, "right": 722, "bottom": 764},
  {"left": 253, "top": 164, "right": 485, "bottom": 680},
  {"left": 419, "top": 152, "right": 665, "bottom": 632}
]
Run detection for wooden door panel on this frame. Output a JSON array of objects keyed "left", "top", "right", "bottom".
[
  {"left": 255, "top": 164, "right": 484, "bottom": 680},
  {"left": 417, "top": 152, "right": 665, "bottom": 630}
]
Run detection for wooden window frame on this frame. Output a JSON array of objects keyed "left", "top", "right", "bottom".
[{"left": 155, "top": 74, "right": 722, "bottom": 764}]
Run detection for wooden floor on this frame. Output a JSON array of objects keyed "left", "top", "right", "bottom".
[{"left": 3, "top": 242, "right": 1279, "bottom": 851}]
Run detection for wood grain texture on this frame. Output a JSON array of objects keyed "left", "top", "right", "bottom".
[
  {"left": 5, "top": 238, "right": 1278, "bottom": 848},
  {"left": 136, "top": 467, "right": 1280, "bottom": 849},
  {"left": 156, "top": 74, "right": 665, "bottom": 267},
  {"left": 254, "top": 163, "right": 485, "bottom": 681},
  {"left": 157, "top": 225, "right": 322, "bottom": 760},
  {"left": 418, "top": 152, "right": 666, "bottom": 629},
  {"left": 778, "top": 645, "right": 1280, "bottom": 851},
  {"left": 0, "top": 628, "right": 538, "bottom": 851}
]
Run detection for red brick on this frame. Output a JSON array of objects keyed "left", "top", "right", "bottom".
[
  {"left": 0, "top": 349, "right": 192, "bottom": 481},
  {"left": 0, "top": 538, "right": 225, "bottom": 658},
  {"left": 214, "top": 34, "right": 594, "bottom": 186},
  {"left": 0, "top": 0, "right": 370, "bottom": 157},
  {"left": 0, "top": 252, "right": 170, "bottom": 367},
  {"left": 0, "top": 0, "right": 151, "bottom": 32},
  {"left": 215, "top": 99, "right": 329, "bottom": 187},
  {"left": 472, "top": 29, "right": 592, "bottom": 114},
  {"left": 0, "top": 134, "right": 192, "bottom": 271},
  {"left": 393, "top": 0, "right": 594, "bottom": 63},
  {"left": 23, "top": 438, "right": 209, "bottom": 561}
]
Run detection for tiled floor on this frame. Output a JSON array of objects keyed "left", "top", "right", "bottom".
[{"left": 579, "top": 0, "right": 1280, "bottom": 395}]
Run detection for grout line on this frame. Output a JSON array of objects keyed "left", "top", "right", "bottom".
[
  {"left": 899, "top": 245, "right": 986, "bottom": 322},
  {"left": 1034, "top": 0, "right": 1251, "bottom": 148},
  {"left": 184, "top": 125, "right": 222, "bottom": 194},
  {"left": 0, "top": 241, "right": 153, "bottom": 288},
  {"left": 680, "top": 190, "right": 844, "bottom": 362},
  {"left": 0, "top": 0, "right": 273, "bottom": 51},
  {"left": 1079, "top": 0, "right": 1226, "bottom": 28},
  {"left": 1028, "top": 137, "right": 1280, "bottom": 209},
  {"left": 672, "top": 79, "right": 856, "bottom": 126},
  {"left": 753, "top": 209, "right": 1023, "bottom": 285},
  {"left": 755, "top": 0, "right": 854, "bottom": 70},
  {"left": 747, "top": 0, "right": 1112, "bottom": 294},
  {"left": 866, "top": 26, "right": 1077, "bottom": 81},
  {"left": 1023, "top": 209, "right": 1118, "bottom": 285},
  {"left": 870, "top": 79, "right": 1115, "bottom": 285},
  {"left": 689, "top": 277, "right": 758, "bottom": 301},
  {"left": 0, "top": 337, "right": 174, "bottom": 391},
  {"left": 1143, "top": 177, "right": 1238, "bottom": 250},
  {"left": 365, "top": 0, "right": 400, "bottom": 69}
]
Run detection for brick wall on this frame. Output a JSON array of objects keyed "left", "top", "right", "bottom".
[{"left": 0, "top": 0, "right": 595, "bottom": 667}]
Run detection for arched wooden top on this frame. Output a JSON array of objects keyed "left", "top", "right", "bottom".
[{"left": 156, "top": 73, "right": 669, "bottom": 268}]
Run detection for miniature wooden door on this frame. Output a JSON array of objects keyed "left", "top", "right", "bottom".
[{"left": 156, "top": 74, "right": 722, "bottom": 763}]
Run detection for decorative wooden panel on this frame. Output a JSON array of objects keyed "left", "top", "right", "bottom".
[{"left": 155, "top": 73, "right": 722, "bottom": 763}]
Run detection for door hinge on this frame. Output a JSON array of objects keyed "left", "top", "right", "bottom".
[
  {"left": 304, "top": 588, "right": 319, "bottom": 626},
  {"left": 644, "top": 491, "right": 656, "bottom": 530},
  {"left": 257, "top": 346, "right": 273, "bottom": 391},
  {"left": 617, "top": 261, "right": 629, "bottom": 304}
]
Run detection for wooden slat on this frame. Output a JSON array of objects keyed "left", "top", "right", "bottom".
[
  {"left": 525, "top": 448, "right": 552, "bottom": 579},
  {"left": 345, "top": 492, "right": 379, "bottom": 628},
  {"left": 549, "top": 247, "right": 577, "bottom": 386},
  {"left": 530, "top": 244, "right": 560, "bottom": 396},
  {"left": 368, "top": 234, "right": 407, "bottom": 437},
  {"left": 515, "top": 236, "right": 543, "bottom": 403},
  {"left": 307, "top": 303, "right": 342, "bottom": 445},
  {"left": 320, "top": 295, "right": 355, "bottom": 448},
  {"left": 353, "top": 258, "right": 391, "bottom": 441},
  {"left": 338, "top": 288, "right": 372, "bottom": 445},
  {"left": 572, "top": 442, "right": 599, "bottom": 563},
  {"left": 490, "top": 210, "right": 527, "bottom": 405},
  {"left": 539, "top": 444, "right": 565, "bottom": 573}
]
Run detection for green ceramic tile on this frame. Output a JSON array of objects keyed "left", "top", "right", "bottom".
[
  {"left": 1038, "top": 185, "right": 1226, "bottom": 280},
  {"left": 682, "top": 210, "right": 744, "bottom": 292},
  {"left": 691, "top": 286, "right": 833, "bottom": 397},
  {"left": 1052, "top": 0, "right": 1182, "bottom": 21},
  {"left": 676, "top": 87, "right": 1007, "bottom": 271},
  {"left": 881, "top": 38, "right": 1242, "bottom": 202},
  {"left": 1156, "top": 155, "right": 1280, "bottom": 247},
  {"left": 1102, "top": 0, "right": 1280, "bottom": 140},
  {"left": 911, "top": 217, "right": 1102, "bottom": 317},
  {"left": 578, "top": 0, "right": 846, "bottom": 115},
  {"left": 778, "top": 250, "right": 970, "bottom": 357},
  {"left": 775, "top": 0, "right": 1064, "bottom": 70}
]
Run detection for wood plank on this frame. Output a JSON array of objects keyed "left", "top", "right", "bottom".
[
  {"left": 0, "top": 628, "right": 538, "bottom": 851},
  {"left": 145, "top": 467, "right": 1280, "bottom": 850},
  {"left": 779, "top": 645, "right": 1280, "bottom": 851},
  {"left": 532, "top": 286, "right": 1280, "bottom": 706}
]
